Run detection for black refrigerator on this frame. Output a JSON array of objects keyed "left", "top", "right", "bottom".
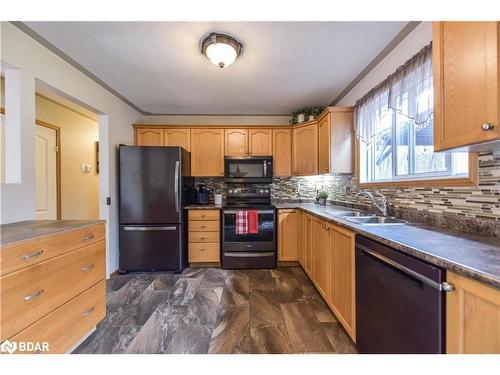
[{"left": 118, "top": 146, "right": 194, "bottom": 273}]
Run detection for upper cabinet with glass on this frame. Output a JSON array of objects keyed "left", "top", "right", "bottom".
[{"left": 433, "top": 21, "right": 500, "bottom": 151}]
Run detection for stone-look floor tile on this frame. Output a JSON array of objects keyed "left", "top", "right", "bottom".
[
  {"left": 168, "top": 278, "right": 202, "bottom": 306},
  {"left": 181, "top": 267, "right": 206, "bottom": 279},
  {"left": 309, "top": 294, "right": 337, "bottom": 323},
  {"left": 237, "top": 324, "right": 293, "bottom": 354},
  {"left": 200, "top": 268, "right": 227, "bottom": 289},
  {"left": 322, "top": 322, "right": 358, "bottom": 354},
  {"left": 221, "top": 271, "right": 249, "bottom": 305},
  {"left": 249, "top": 288, "right": 284, "bottom": 327},
  {"left": 151, "top": 274, "right": 178, "bottom": 290},
  {"left": 271, "top": 268, "right": 306, "bottom": 303},
  {"left": 77, "top": 326, "right": 141, "bottom": 354},
  {"left": 192, "top": 288, "right": 223, "bottom": 326},
  {"left": 208, "top": 305, "right": 249, "bottom": 353},
  {"left": 281, "top": 302, "right": 335, "bottom": 353}
]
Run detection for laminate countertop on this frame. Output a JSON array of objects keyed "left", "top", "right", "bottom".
[
  {"left": 185, "top": 205, "right": 224, "bottom": 210},
  {"left": 275, "top": 203, "right": 500, "bottom": 289},
  {"left": 0, "top": 220, "right": 105, "bottom": 246}
]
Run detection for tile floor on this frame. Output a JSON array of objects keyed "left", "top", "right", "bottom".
[{"left": 74, "top": 267, "right": 357, "bottom": 354}]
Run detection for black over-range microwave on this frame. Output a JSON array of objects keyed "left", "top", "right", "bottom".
[{"left": 224, "top": 156, "right": 273, "bottom": 183}]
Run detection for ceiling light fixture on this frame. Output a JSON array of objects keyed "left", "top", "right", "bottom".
[{"left": 201, "top": 33, "right": 242, "bottom": 69}]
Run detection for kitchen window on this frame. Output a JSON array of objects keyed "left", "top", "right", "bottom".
[{"left": 356, "top": 44, "right": 475, "bottom": 187}]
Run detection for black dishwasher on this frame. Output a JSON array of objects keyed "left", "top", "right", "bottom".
[{"left": 355, "top": 236, "right": 446, "bottom": 354}]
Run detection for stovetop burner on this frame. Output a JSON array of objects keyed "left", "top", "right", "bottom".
[{"left": 225, "top": 184, "right": 272, "bottom": 208}]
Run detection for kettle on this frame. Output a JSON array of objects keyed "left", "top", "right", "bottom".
[{"left": 196, "top": 185, "right": 211, "bottom": 205}]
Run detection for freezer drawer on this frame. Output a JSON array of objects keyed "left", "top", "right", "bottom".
[{"left": 119, "top": 225, "right": 184, "bottom": 272}]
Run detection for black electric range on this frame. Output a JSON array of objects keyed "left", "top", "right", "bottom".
[{"left": 221, "top": 185, "right": 276, "bottom": 269}]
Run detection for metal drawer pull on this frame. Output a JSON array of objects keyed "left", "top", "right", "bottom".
[
  {"left": 123, "top": 226, "right": 177, "bottom": 231},
  {"left": 81, "top": 234, "right": 94, "bottom": 242},
  {"left": 223, "top": 252, "right": 275, "bottom": 258},
  {"left": 482, "top": 123, "right": 495, "bottom": 131},
  {"left": 24, "top": 289, "right": 44, "bottom": 302},
  {"left": 20, "top": 250, "right": 44, "bottom": 260},
  {"left": 357, "top": 243, "right": 444, "bottom": 291},
  {"left": 81, "top": 264, "right": 95, "bottom": 272},
  {"left": 82, "top": 306, "right": 95, "bottom": 316},
  {"left": 442, "top": 282, "right": 455, "bottom": 292}
]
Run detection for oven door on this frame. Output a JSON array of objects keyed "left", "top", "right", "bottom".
[
  {"left": 224, "top": 157, "right": 273, "bottom": 183},
  {"left": 222, "top": 209, "right": 276, "bottom": 252}
]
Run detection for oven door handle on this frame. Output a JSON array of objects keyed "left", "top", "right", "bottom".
[
  {"left": 223, "top": 210, "right": 274, "bottom": 214},
  {"left": 223, "top": 252, "right": 275, "bottom": 258}
]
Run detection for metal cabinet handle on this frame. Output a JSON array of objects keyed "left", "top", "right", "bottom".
[
  {"left": 482, "top": 123, "right": 495, "bottom": 131},
  {"left": 442, "top": 282, "right": 455, "bottom": 292},
  {"left": 81, "top": 264, "right": 94, "bottom": 272},
  {"left": 82, "top": 306, "right": 95, "bottom": 316},
  {"left": 20, "top": 250, "right": 44, "bottom": 260},
  {"left": 24, "top": 289, "right": 44, "bottom": 302},
  {"left": 81, "top": 234, "right": 94, "bottom": 242}
]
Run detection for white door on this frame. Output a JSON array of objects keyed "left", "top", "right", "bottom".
[{"left": 35, "top": 124, "right": 58, "bottom": 220}]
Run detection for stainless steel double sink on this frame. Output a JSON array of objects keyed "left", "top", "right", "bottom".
[{"left": 331, "top": 210, "right": 407, "bottom": 225}]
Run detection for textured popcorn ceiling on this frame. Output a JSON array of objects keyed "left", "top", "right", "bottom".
[{"left": 24, "top": 21, "right": 407, "bottom": 115}]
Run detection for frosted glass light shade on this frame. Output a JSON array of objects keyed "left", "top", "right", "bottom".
[{"left": 201, "top": 33, "right": 242, "bottom": 69}]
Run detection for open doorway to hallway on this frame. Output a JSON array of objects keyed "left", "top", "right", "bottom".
[{"left": 34, "top": 84, "right": 100, "bottom": 220}]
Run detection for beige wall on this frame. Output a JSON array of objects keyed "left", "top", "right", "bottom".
[
  {"left": 139, "top": 114, "right": 291, "bottom": 126},
  {"left": 36, "top": 95, "right": 99, "bottom": 220}
]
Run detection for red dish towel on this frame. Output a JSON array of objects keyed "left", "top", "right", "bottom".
[
  {"left": 235, "top": 210, "right": 249, "bottom": 235},
  {"left": 248, "top": 210, "right": 259, "bottom": 234}
]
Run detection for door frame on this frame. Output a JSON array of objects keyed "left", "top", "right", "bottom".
[{"left": 35, "top": 120, "right": 61, "bottom": 220}]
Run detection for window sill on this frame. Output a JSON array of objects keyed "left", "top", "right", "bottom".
[{"left": 357, "top": 175, "right": 477, "bottom": 189}]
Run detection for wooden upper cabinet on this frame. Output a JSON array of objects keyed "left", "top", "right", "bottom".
[
  {"left": 248, "top": 129, "right": 272, "bottom": 155},
  {"left": 318, "top": 115, "right": 331, "bottom": 174},
  {"left": 136, "top": 128, "right": 163, "bottom": 146},
  {"left": 433, "top": 22, "right": 500, "bottom": 151},
  {"left": 292, "top": 122, "right": 318, "bottom": 175},
  {"left": 273, "top": 128, "right": 292, "bottom": 176},
  {"left": 191, "top": 129, "right": 224, "bottom": 177},
  {"left": 311, "top": 217, "right": 330, "bottom": 299},
  {"left": 225, "top": 129, "right": 248, "bottom": 156},
  {"left": 446, "top": 272, "right": 500, "bottom": 353},
  {"left": 328, "top": 225, "right": 356, "bottom": 342},
  {"left": 163, "top": 128, "right": 191, "bottom": 151},
  {"left": 278, "top": 209, "right": 298, "bottom": 261}
]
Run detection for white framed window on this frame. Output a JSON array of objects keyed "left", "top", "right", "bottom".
[{"left": 356, "top": 44, "right": 471, "bottom": 186}]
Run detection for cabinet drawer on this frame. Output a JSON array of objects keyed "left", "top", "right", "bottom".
[
  {"left": 0, "top": 224, "right": 105, "bottom": 276},
  {"left": 188, "top": 210, "right": 220, "bottom": 221},
  {"left": 189, "top": 220, "right": 219, "bottom": 232},
  {"left": 0, "top": 240, "right": 105, "bottom": 340},
  {"left": 188, "top": 231, "right": 220, "bottom": 243},
  {"left": 188, "top": 243, "right": 220, "bottom": 262},
  {"left": 10, "top": 280, "right": 106, "bottom": 354}
]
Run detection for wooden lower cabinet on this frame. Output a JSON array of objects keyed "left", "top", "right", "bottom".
[
  {"left": 446, "top": 272, "right": 500, "bottom": 353},
  {"left": 278, "top": 209, "right": 298, "bottom": 261},
  {"left": 297, "top": 211, "right": 305, "bottom": 266},
  {"left": 327, "top": 224, "right": 356, "bottom": 342},
  {"left": 303, "top": 214, "right": 313, "bottom": 277},
  {"left": 311, "top": 217, "right": 331, "bottom": 299},
  {"left": 188, "top": 209, "right": 221, "bottom": 263}
]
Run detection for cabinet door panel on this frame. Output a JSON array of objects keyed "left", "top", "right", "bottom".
[
  {"left": 303, "top": 214, "right": 313, "bottom": 277},
  {"left": 278, "top": 210, "right": 298, "bottom": 261},
  {"left": 434, "top": 22, "right": 499, "bottom": 150},
  {"left": 249, "top": 129, "right": 272, "bottom": 155},
  {"left": 163, "top": 129, "right": 191, "bottom": 151},
  {"left": 292, "top": 123, "right": 318, "bottom": 175},
  {"left": 318, "top": 115, "right": 331, "bottom": 174},
  {"left": 225, "top": 129, "right": 248, "bottom": 156},
  {"left": 273, "top": 129, "right": 292, "bottom": 176},
  {"left": 297, "top": 211, "right": 305, "bottom": 266},
  {"left": 136, "top": 129, "right": 163, "bottom": 146},
  {"left": 191, "top": 129, "right": 224, "bottom": 176},
  {"left": 312, "top": 218, "right": 330, "bottom": 298}
]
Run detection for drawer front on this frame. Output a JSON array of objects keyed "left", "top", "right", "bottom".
[
  {"left": 188, "top": 210, "right": 220, "bottom": 221},
  {"left": 10, "top": 280, "right": 106, "bottom": 354},
  {"left": 188, "top": 220, "right": 219, "bottom": 232},
  {"left": 0, "top": 240, "right": 105, "bottom": 340},
  {"left": 188, "top": 243, "right": 220, "bottom": 262},
  {"left": 0, "top": 224, "right": 105, "bottom": 276},
  {"left": 188, "top": 231, "right": 220, "bottom": 243}
]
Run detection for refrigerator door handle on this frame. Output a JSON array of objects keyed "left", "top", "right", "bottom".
[
  {"left": 123, "top": 226, "right": 177, "bottom": 231},
  {"left": 174, "top": 160, "right": 180, "bottom": 212}
]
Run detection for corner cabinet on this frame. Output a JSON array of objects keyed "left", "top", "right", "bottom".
[
  {"left": 292, "top": 122, "right": 318, "bottom": 175},
  {"left": 433, "top": 21, "right": 500, "bottom": 151},
  {"left": 277, "top": 209, "right": 298, "bottom": 261},
  {"left": 446, "top": 272, "right": 500, "bottom": 353},
  {"left": 191, "top": 129, "right": 225, "bottom": 177}
]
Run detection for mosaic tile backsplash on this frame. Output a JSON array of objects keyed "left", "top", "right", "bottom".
[{"left": 196, "top": 151, "right": 500, "bottom": 237}]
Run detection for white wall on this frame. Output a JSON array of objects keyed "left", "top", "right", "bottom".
[
  {"left": 338, "top": 22, "right": 432, "bottom": 106},
  {"left": 139, "top": 114, "right": 291, "bottom": 126},
  {"left": 1, "top": 22, "right": 142, "bottom": 277}
]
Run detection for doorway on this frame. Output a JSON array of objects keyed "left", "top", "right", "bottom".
[{"left": 35, "top": 121, "right": 60, "bottom": 220}]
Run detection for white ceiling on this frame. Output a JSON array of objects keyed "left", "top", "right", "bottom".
[{"left": 25, "top": 22, "right": 407, "bottom": 115}]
